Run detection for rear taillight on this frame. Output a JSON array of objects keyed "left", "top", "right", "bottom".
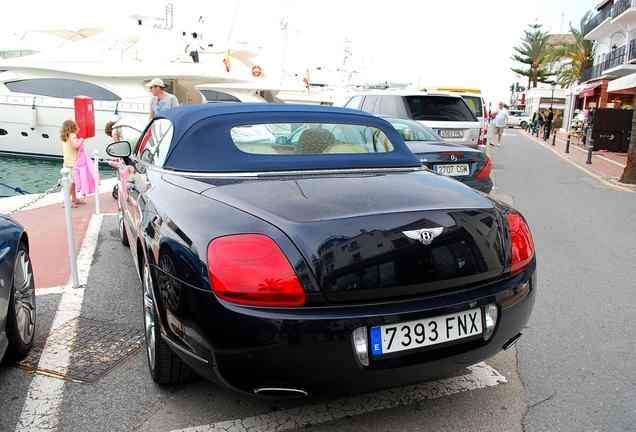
[
  {"left": 208, "top": 234, "right": 306, "bottom": 306},
  {"left": 475, "top": 156, "right": 492, "bottom": 179},
  {"left": 507, "top": 212, "right": 535, "bottom": 274}
]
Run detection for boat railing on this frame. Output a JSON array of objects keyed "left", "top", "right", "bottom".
[{"left": 0, "top": 95, "right": 150, "bottom": 114}]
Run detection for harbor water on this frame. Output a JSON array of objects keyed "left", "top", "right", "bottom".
[{"left": 0, "top": 155, "right": 116, "bottom": 197}]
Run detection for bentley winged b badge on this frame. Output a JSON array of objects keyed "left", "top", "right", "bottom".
[{"left": 403, "top": 227, "right": 444, "bottom": 245}]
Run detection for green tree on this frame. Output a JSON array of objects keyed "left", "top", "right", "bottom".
[
  {"left": 544, "top": 11, "right": 594, "bottom": 88},
  {"left": 511, "top": 23, "right": 553, "bottom": 88}
]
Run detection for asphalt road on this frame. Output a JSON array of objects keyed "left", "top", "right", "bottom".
[{"left": 1, "top": 129, "right": 634, "bottom": 431}]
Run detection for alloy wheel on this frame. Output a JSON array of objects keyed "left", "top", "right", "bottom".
[
  {"left": 13, "top": 247, "right": 36, "bottom": 347},
  {"left": 142, "top": 258, "right": 156, "bottom": 371}
]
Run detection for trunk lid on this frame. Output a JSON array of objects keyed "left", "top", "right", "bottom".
[{"left": 196, "top": 170, "right": 506, "bottom": 303}]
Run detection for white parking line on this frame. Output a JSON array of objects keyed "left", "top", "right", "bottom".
[
  {"left": 15, "top": 215, "right": 103, "bottom": 432},
  {"left": 173, "top": 362, "right": 506, "bottom": 432}
]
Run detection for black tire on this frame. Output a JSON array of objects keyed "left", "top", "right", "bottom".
[
  {"left": 4, "top": 242, "right": 36, "bottom": 362},
  {"left": 142, "top": 256, "right": 194, "bottom": 384},
  {"left": 112, "top": 185, "right": 118, "bottom": 200},
  {"left": 118, "top": 201, "right": 129, "bottom": 247},
  {"left": 520, "top": 121, "right": 528, "bottom": 129},
  {"left": 157, "top": 251, "right": 189, "bottom": 315}
]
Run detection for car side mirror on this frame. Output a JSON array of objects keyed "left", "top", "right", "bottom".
[{"left": 106, "top": 141, "right": 132, "bottom": 158}]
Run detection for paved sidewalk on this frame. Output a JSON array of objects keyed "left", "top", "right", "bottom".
[{"left": 3, "top": 179, "right": 118, "bottom": 289}]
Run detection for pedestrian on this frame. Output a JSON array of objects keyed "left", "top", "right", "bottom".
[
  {"left": 105, "top": 121, "right": 122, "bottom": 141},
  {"left": 185, "top": 32, "right": 205, "bottom": 63},
  {"left": 146, "top": 78, "right": 179, "bottom": 119},
  {"left": 73, "top": 138, "right": 98, "bottom": 201},
  {"left": 59, "top": 119, "right": 85, "bottom": 207},
  {"left": 544, "top": 107, "right": 554, "bottom": 140},
  {"left": 539, "top": 111, "right": 547, "bottom": 136},
  {"left": 489, "top": 101, "right": 509, "bottom": 146},
  {"left": 532, "top": 109, "right": 541, "bottom": 134}
]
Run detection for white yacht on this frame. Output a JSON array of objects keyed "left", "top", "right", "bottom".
[{"left": 0, "top": 20, "right": 261, "bottom": 159}]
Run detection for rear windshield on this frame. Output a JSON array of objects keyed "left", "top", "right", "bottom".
[
  {"left": 405, "top": 96, "right": 477, "bottom": 122},
  {"left": 231, "top": 122, "right": 395, "bottom": 155}
]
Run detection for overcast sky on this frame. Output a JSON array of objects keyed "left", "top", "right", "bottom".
[{"left": 4, "top": 0, "right": 599, "bottom": 106}]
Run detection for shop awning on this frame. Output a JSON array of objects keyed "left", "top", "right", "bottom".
[
  {"left": 578, "top": 82, "right": 602, "bottom": 98},
  {"left": 607, "top": 74, "right": 636, "bottom": 92}
]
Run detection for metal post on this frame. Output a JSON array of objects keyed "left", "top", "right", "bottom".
[
  {"left": 566, "top": 133, "right": 570, "bottom": 153},
  {"left": 552, "top": 130, "right": 556, "bottom": 146},
  {"left": 586, "top": 139, "right": 594, "bottom": 164},
  {"left": 61, "top": 167, "right": 79, "bottom": 288},
  {"left": 93, "top": 149, "right": 100, "bottom": 215}
]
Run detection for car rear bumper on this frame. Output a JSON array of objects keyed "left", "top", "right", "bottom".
[
  {"left": 166, "top": 267, "right": 536, "bottom": 397},
  {"left": 462, "top": 177, "right": 493, "bottom": 194}
]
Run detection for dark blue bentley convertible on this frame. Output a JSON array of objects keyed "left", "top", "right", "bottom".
[{"left": 107, "top": 103, "right": 536, "bottom": 398}]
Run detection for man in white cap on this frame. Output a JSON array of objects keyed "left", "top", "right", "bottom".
[{"left": 146, "top": 78, "right": 179, "bottom": 119}]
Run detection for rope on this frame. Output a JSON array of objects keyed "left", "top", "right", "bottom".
[
  {"left": 0, "top": 181, "right": 32, "bottom": 195},
  {"left": 5, "top": 181, "right": 62, "bottom": 215}
]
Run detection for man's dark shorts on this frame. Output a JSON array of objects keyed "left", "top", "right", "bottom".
[{"left": 190, "top": 51, "right": 199, "bottom": 63}]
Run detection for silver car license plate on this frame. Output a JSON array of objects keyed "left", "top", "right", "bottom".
[
  {"left": 438, "top": 130, "right": 463, "bottom": 138},
  {"left": 433, "top": 164, "right": 469, "bottom": 176}
]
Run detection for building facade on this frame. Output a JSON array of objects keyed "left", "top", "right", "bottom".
[{"left": 577, "top": 1, "right": 636, "bottom": 119}]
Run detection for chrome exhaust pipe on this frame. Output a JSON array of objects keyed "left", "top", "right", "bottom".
[
  {"left": 502, "top": 332, "right": 523, "bottom": 350},
  {"left": 253, "top": 385, "right": 308, "bottom": 398}
]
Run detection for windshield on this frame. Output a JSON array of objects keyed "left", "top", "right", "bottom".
[
  {"left": 405, "top": 96, "right": 477, "bottom": 122},
  {"left": 231, "top": 122, "right": 395, "bottom": 155},
  {"left": 383, "top": 118, "right": 442, "bottom": 142}
]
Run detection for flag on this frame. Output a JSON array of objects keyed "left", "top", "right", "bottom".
[
  {"left": 303, "top": 70, "right": 310, "bottom": 86},
  {"left": 303, "top": 70, "right": 310, "bottom": 94},
  {"left": 223, "top": 49, "right": 231, "bottom": 72}
]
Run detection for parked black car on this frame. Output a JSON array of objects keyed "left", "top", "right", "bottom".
[
  {"left": 382, "top": 116, "right": 493, "bottom": 193},
  {"left": 107, "top": 103, "right": 536, "bottom": 398},
  {"left": 0, "top": 214, "right": 36, "bottom": 364}
]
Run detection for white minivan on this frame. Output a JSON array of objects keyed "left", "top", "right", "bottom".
[{"left": 343, "top": 91, "right": 483, "bottom": 148}]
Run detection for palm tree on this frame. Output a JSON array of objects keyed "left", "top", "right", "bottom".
[
  {"left": 544, "top": 11, "right": 595, "bottom": 88},
  {"left": 511, "top": 23, "right": 553, "bottom": 88}
]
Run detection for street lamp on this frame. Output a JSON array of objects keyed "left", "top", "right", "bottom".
[{"left": 550, "top": 81, "right": 556, "bottom": 110}]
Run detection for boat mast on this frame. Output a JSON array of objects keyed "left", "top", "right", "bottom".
[
  {"left": 226, "top": 0, "right": 241, "bottom": 46},
  {"left": 280, "top": 0, "right": 290, "bottom": 79}
]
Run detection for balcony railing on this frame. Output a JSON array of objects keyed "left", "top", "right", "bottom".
[
  {"left": 584, "top": 3, "right": 615, "bottom": 35},
  {"left": 581, "top": 38, "right": 636, "bottom": 81},
  {"left": 613, "top": 0, "right": 633, "bottom": 19},
  {"left": 584, "top": 0, "right": 634, "bottom": 36}
]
